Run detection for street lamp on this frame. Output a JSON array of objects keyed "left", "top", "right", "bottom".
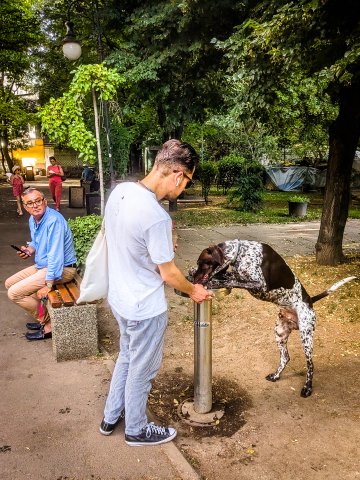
[{"left": 62, "top": 21, "right": 82, "bottom": 61}]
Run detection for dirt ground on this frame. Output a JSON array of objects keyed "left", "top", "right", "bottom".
[{"left": 98, "top": 255, "right": 360, "bottom": 480}]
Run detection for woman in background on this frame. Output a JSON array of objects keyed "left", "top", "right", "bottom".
[
  {"left": 47, "top": 156, "right": 64, "bottom": 211},
  {"left": 10, "top": 165, "right": 25, "bottom": 216}
]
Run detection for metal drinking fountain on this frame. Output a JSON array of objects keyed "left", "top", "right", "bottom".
[{"left": 175, "top": 287, "right": 231, "bottom": 426}]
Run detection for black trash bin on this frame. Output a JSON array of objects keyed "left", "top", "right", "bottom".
[
  {"left": 86, "top": 192, "right": 101, "bottom": 215},
  {"left": 25, "top": 166, "right": 35, "bottom": 181},
  {"left": 69, "top": 186, "right": 85, "bottom": 208}
]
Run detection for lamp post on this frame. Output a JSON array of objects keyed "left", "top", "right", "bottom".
[{"left": 94, "top": 0, "right": 115, "bottom": 189}]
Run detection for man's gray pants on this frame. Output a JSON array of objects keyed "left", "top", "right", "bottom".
[{"left": 103, "top": 310, "right": 168, "bottom": 436}]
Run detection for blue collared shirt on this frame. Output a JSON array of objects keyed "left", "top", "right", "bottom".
[{"left": 28, "top": 207, "right": 77, "bottom": 281}]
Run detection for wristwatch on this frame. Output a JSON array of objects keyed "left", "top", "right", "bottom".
[{"left": 46, "top": 282, "right": 53, "bottom": 289}]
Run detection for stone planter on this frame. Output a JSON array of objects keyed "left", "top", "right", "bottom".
[{"left": 288, "top": 201, "right": 308, "bottom": 217}]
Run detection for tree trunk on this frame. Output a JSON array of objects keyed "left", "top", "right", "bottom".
[
  {"left": 315, "top": 83, "right": 360, "bottom": 265},
  {"left": 1, "top": 129, "right": 13, "bottom": 172}
]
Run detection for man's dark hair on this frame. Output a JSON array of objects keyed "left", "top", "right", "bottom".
[{"left": 154, "top": 139, "right": 199, "bottom": 174}]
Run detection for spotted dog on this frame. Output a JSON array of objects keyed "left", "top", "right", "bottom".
[{"left": 192, "top": 240, "right": 356, "bottom": 397}]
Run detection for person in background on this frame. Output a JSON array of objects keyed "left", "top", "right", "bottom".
[
  {"left": 99, "top": 139, "right": 213, "bottom": 447},
  {"left": 81, "top": 164, "right": 99, "bottom": 192},
  {"left": 4, "top": 188, "right": 77, "bottom": 340},
  {"left": 47, "top": 156, "right": 64, "bottom": 211},
  {"left": 10, "top": 165, "right": 24, "bottom": 216},
  {"left": 81, "top": 164, "right": 92, "bottom": 185}
]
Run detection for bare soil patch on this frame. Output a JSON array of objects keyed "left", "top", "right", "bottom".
[{"left": 98, "top": 255, "right": 360, "bottom": 480}]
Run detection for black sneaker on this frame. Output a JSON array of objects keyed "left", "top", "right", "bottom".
[
  {"left": 26, "top": 322, "right": 43, "bottom": 330},
  {"left": 125, "top": 422, "right": 177, "bottom": 446},
  {"left": 99, "top": 410, "right": 125, "bottom": 436}
]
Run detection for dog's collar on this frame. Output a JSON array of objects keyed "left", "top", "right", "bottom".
[{"left": 208, "top": 240, "right": 241, "bottom": 281}]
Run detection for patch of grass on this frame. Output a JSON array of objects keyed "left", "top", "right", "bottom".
[
  {"left": 172, "top": 190, "right": 360, "bottom": 227},
  {"left": 182, "top": 314, "right": 193, "bottom": 323}
]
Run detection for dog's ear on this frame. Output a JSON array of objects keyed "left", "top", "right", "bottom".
[{"left": 209, "top": 244, "right": 225, "bottom": 266}]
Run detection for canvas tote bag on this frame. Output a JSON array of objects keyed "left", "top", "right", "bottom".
[{"left": 77, "top": 221, "right": 108, "bottom": 303}]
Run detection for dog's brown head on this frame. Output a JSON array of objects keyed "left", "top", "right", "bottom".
[{"left": 193, "top": 244, "right": 225, "bottom": 285}]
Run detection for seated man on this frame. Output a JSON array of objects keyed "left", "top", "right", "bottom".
[{"left": 5, "top": 188, "right": 77, "bottom": 340}]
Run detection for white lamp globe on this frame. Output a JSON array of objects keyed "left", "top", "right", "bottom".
[
  {"left": 62, "top": 41, "right": 82, "bottom": 61},
  {"left": 62, "top": 21, "right": 82, "bottom": 61}
]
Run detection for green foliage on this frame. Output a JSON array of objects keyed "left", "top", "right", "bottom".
[
  {"left": 197, "top": 161, "right": 218, "bottom": 204},
  {"left": 0, "top": 0, "right": 41, "bottom": 169},
  {"left": 0, "top": 0, "right": 40, "bottom": 74},
  {"left": 228, "top": 173, "right": 264, "bottom": 212},
  {"left": 0, "top": 95, "right": 35, "bottom": 145},
  {"left": 109, "top": 118, "right": 135, "bottom": 177},
  {"left": 216, "top": 157, "right": 266, "bottom": 211},
  {"left": 214, "top": 0, "right": 359, "bottom": 166},
  {"left": 182, "top": 122, "right": 225, "bottom": 161},
  {"left": 39, "top": 64, "right": 125, "bottom": 164},
  {"left": 68, "top": 215, "right": 103, "bottom": 267},
  {"left": 105, "top": 0, "right": 242, "bottom": 139},
  {"left": 217, "top": 155, "right": 246, "bottom": 194}
]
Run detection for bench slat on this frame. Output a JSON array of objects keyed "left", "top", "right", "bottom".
[
  {"left": 48, "top": 290, "right": 62, "bottom": 308},
  {"left": 56, "top": 284, "right": 75, "bottom": 306},
  {"left": 47, "top": 277, "right": 84, "bottom": 308},
  {"left": 65, "top": 281, "right": 80, "bottom": 303}
]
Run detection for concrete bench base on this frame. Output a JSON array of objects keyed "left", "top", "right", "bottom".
[{"left": 49, "top": 303, "right": 98, "bottom": 361}]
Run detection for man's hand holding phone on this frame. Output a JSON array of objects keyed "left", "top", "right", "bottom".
[{"left": 11, "top": 244, "right": 34, "bottom": 259}]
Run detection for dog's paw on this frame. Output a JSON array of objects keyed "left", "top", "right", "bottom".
[
  {"left": 300, "top": 385, "right": 313, "bottom": 397},
  {"left": 265, "top": 373, "right": 279, "bottom": 382}
]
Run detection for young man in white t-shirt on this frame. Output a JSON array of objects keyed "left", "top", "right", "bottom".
[{"left": 100, "top": 139, "right": 213, "bottom": 446}]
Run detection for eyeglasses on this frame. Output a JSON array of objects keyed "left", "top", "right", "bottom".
[
  {"left": 183, "top": 171, "right": 195, "bottom": 188},
  {"left": 24, "top": 198, "right": 44, "bottom": 208},
  {"left": 174, "top": 170, "right": 195, "bottom": 189}
]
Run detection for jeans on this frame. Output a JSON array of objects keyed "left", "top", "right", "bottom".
[{"left": 103, "top": 310, "right": 168, "bottom": 435}]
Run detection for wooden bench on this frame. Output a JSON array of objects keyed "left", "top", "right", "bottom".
[
  {"left": 48, "top": 279, "right": 80, "bottom": 308},
  {"left": 47, "top": 275, "right": 98, "bottom": 361}
]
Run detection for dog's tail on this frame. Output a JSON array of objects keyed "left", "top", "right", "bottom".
[{"left": 311, "top": 276, "right": 357, "bottom": 304}]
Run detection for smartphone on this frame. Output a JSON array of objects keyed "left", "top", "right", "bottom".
[{"left": 10, "top": 244, "right": 22, "bottom": 252}]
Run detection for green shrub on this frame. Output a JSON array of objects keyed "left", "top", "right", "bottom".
[
  {"left": 217, "top": 155, "right": 246, "bottom": 194},
  {"left": 68, "top": 215, "right": 103, "bottom": 268},
  {"left": 229, "top": 172, "right": 264, "bottom": 212},
  {"left": 197, "top": 160, "right": 218, "bottom": 204}
]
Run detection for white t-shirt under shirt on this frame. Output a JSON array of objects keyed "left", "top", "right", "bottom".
[{"left": 105, "top": 182, "right": 174, "bottom": 320}]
